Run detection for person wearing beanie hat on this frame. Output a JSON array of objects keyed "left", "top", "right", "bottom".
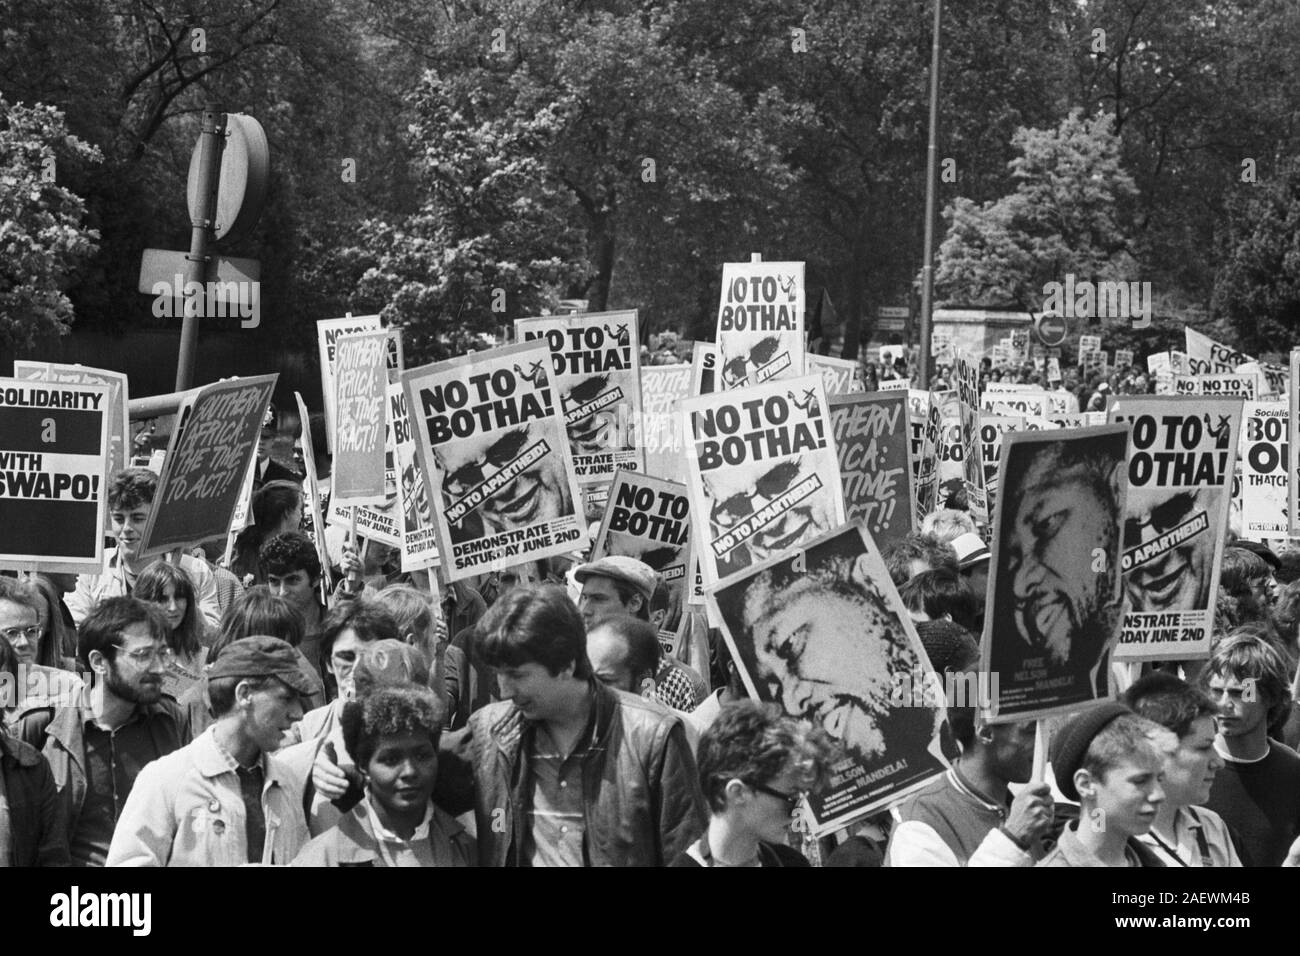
[
  {"left": 1037, "top": 704, "right": 1171, "bottom": 867},
  {"left": 106, "top": 637, "right": 312, "bottom": 866}
]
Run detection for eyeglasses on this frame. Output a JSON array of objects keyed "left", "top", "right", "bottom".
[
  {"left": 747, "top": 780, "right": 803, "bottom": 813},
  {"left": 444, "top": 428, "right": 531, "bottom": 493},
  {"left": 1123, "top": 491, "right": 1199, "bottom": 547},
  {"left": 1, "top": 625, "right": 42, "bottom": 643},
  {"left": 722, "top": 336, "right": 782, "bottom": 384},
  {"left": 710, "top": 459, "right": 804, "bottom": 527},
  {"left": 122, "top": 644, "right": 175, "bottom": 665}
]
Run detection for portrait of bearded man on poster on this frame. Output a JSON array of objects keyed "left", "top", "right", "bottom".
[{"left": 985, "top": 427, "right": 1128, "bottom": 717}]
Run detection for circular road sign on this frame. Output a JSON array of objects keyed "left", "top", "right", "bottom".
[
  {"left": 1035, "top": 313, "right": 1068, "bottom": 348},
  {"left": 187, "top": 112, "right": 270, "bottom": 243}
]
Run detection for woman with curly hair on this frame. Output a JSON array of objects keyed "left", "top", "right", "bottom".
[{"left": 673, "top": 700, "right": 836, "bottom": 867}]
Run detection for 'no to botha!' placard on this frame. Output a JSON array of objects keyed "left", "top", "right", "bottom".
[
  {"left": 402, "top": 340, "right": 585, "bottom": 581},
  {"left": 715, "top": 261, "right": 805, "bottom": 390},
  {"left": 681, "top": 374, "right": 844, "bottom": 586},
  {"left": 0, "top": 379, "right": 110, "bottom": 572},
  {"left": 1108, "top": 395, "right": 1242, "bottom": 661}
]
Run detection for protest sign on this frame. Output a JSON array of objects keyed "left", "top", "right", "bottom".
[
  {"left": 592, "top": 470, "right": 693, "bottom": 637},
  {"left": 829, "top": 392, "right": 915, "bottom": 553},
  {"left": 1241, "top": 401, "right": 1288, "bottom": 539},
  {"left": 681, "top": 374, "right": 844, "bottom": 586},
  {"left": 934, "top": 390, "right": 965, "bottom": 509},
  {"left": 691, "top": 341, "right": 717, "bottom": 396},
  {"left": 318, "top": 315, "right": 380, "bottom": 452},
  {"left": 328, "top": 375, "right": 401, "bottom": 547},
  {"left": 979, "top": 414, "right": 1022, "bottom": 514},
  {"left": 807, "top": 354, "right": 865, "bottom": 397},
  {"left": 1148, "top": 352, "right": 1175, "bottom": 394},
  {"left": 0, "top": 379, "right": 110, "bottom": 572},
  {"left": 708, "top": 523, "right": 948, "bottom": 835},
  {"left": 878, "top": 377, "right": 910, "bottom": 392},
  {"left": 12, "top": 363, "right": 128, "bottom": 516},
  {"left": 331, "top": 330, "right": 390, "bottom": 504},
  {"left": 982, "top": 424, "right": 1130, "bottom": 722},
  {"left": 294, "top": 391, "right": 335, "bottom": 592},
  {"left": 990, "top": 344, "right": 1010, "bottom": 367},
  {"left": 387, "top": 382, "right": 440, "bottom": 572},
  {"left": 1291, "top": 349, "right": 1300, "bottom": 538},
  {"left": 953, "top": 353, "right": 988, "bottom": 524},
  {"left": 1108, "top": 395, "right": 1242, "bottom": 661},
  {"left": 402, "top": 340, "right": 584, "bottom": 581},
  {"left": 1236, "top": 361, "right": 1287, "bottom": 398},
  {"left": 639, "top": 363, "right": 692, "bottom": 483},
  {"left": 1115, "top": 349, "right": 1134, "bottom": 370},
  {"left": 880, "top": 345, "right": 906, "bottom": 368},
  {"left": 1046, "top": 357, "right": 1062, "bottom": 383},
  {"left": 910, "top": 390, "right": 941, "bottom": 522},
  {"left": 140, "top": 375, "right": 276, "bottom": 557},
  {"left": 715, "top": 261, "right": 805, "bottom": 389},
  {"left": 981, "top": 390, "right": 1052, "bottom": 417},
  {"left": 1081, "top": 349, "right": 1107, "bottom": 376},
  {"left": 1048, "top": 411, "right": 1107, "bottom": 429},
  {"left": 1178, "top": 373, "right": 1258, "bottom": 399},
  {"left": 931, "top": 329, "right": 954, "bottom": 365},
  {"left": 222, "top": 455, "right": 258, "bottom": 569},
  {"left": 516, "top": 310, "right": 645, "bottom": 486},
  {"left": 1078, "top": 334, "right": 1102, "bottom": 354}
]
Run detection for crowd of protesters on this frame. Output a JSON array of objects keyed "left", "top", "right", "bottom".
[{"left": 3, "top": 376, "right": 1300, "bottom": 870}]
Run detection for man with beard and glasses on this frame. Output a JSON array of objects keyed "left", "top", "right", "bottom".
[
  {"left": 15, "top": 597, "right": 185, "bottom": 867},
  {"left": 991, "top": 438, "right": 1124, "bottom": 702},
  {"left": 704, "top": 456, "right": 835, "bottom": 577},
  {"left": 1124, "top": 487, "right": 1215, "bottom": 615},
  {"left": 433, "top": 425, "right": 572, "bottom": 543}
]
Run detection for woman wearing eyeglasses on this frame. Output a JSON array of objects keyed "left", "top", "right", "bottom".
[{"left": 672, "top": 700, "right": 836, "bottom": 867}]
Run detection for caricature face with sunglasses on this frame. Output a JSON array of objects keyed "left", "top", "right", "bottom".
[
  {"left": 1123, "top": 487, "right": 1213, "bottom": 613},
  {"left": 434, "top": 426, "right": 570, "bottom": 538},
  {"left": 720, "top": 335, "right": 788, "bottom": 388},
  {"left": 706, "top": 456, "right": 832, "bottom": 566},
  {"left": 562, "top": 374, "right": 620, "bottom": 455}
]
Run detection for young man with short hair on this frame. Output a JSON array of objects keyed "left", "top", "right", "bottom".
[
  {"left": 449, "top": 585, "right": 706, "bottom": 866},
  {"left": 67, "top": 468, "right": 221, "bottom": 629},
  {"left": 106, "top": 637, "right": 311, "bottom": 866},
  {"left": 261, "top": 531, "right": 326, "bottom": 673},
  {"left": 1037, "top": 704, "right": 1169, "bottom": 867},
  {"left": 15, "top": 597, "right": 185, "bottom": 867},
  {"left": 1124, "top": 671, "right": 1242, "bottom": 866},
  {"left": 1201, "top": 632, "right": 1300, "bottom": 866}
]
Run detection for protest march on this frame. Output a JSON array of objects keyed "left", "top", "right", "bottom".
[{"left": 10, "top": 8, "right": 1300, "bottom": 940}]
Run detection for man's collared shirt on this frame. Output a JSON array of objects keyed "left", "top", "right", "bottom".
[
  {"left": 525, "top": 715, "right": 594, "bottom": 867},
  {"left": 73, "top": 707, "right": 167, "bottom": 867},
  {"left": 68, "top": 549, "right": 221, "bottom": 630},
  {"left": 1037, "top": 822, "right": 1149, "bottom": 867},
  {"left": 1137, "top": 806, "right": 1240, "bottom": 867}
]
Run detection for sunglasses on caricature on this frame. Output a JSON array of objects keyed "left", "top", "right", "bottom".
[
  {"left": 710, "top": 458, "right": 804, "bottom": 529},
  {"left": 721, "top": 336, "right": 782, "bottom": 387}
]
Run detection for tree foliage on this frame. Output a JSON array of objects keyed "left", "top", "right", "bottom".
[{"left": 0, "top": 95, "right": 102, "bottom": 350}]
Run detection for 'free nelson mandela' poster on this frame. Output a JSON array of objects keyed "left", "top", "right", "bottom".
[{"left": 708, "top": 524, "right": 948, "bottom": 836}]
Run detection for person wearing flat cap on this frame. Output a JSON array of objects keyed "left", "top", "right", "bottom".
[
  {"left": 574, "top": 556, "right": 706, "bottom": 711},
  {"left": 106, "top": 637, "right": 311, "bottom": 866},
  {"left": 1037, "top": 702, "right": 1171, "bottom": 867}
]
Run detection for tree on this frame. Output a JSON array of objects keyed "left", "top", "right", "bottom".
[
  {"left": 0, "top": 96, "right": 102, "bottom": 350},
  {"left": 935, "top": 109, "right": 1138, "bottom": 311},
  {"left": 1212, "top": 158, "right": 1300, "bottom": 357}
]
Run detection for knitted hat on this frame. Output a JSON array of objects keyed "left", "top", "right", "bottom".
[
  {"left": 1049, "top": 701, "right": 1132, "bottom": 802},
  {"left": 913, "top": 620, "right": 981, "bottom": 673}
]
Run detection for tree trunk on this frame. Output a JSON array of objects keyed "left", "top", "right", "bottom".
[
  {"left": 840, "top": 224, "right": 869, "bottom": 360},
  {"left": 586, "top": 212, "right": 616, "bottom": 312}
]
